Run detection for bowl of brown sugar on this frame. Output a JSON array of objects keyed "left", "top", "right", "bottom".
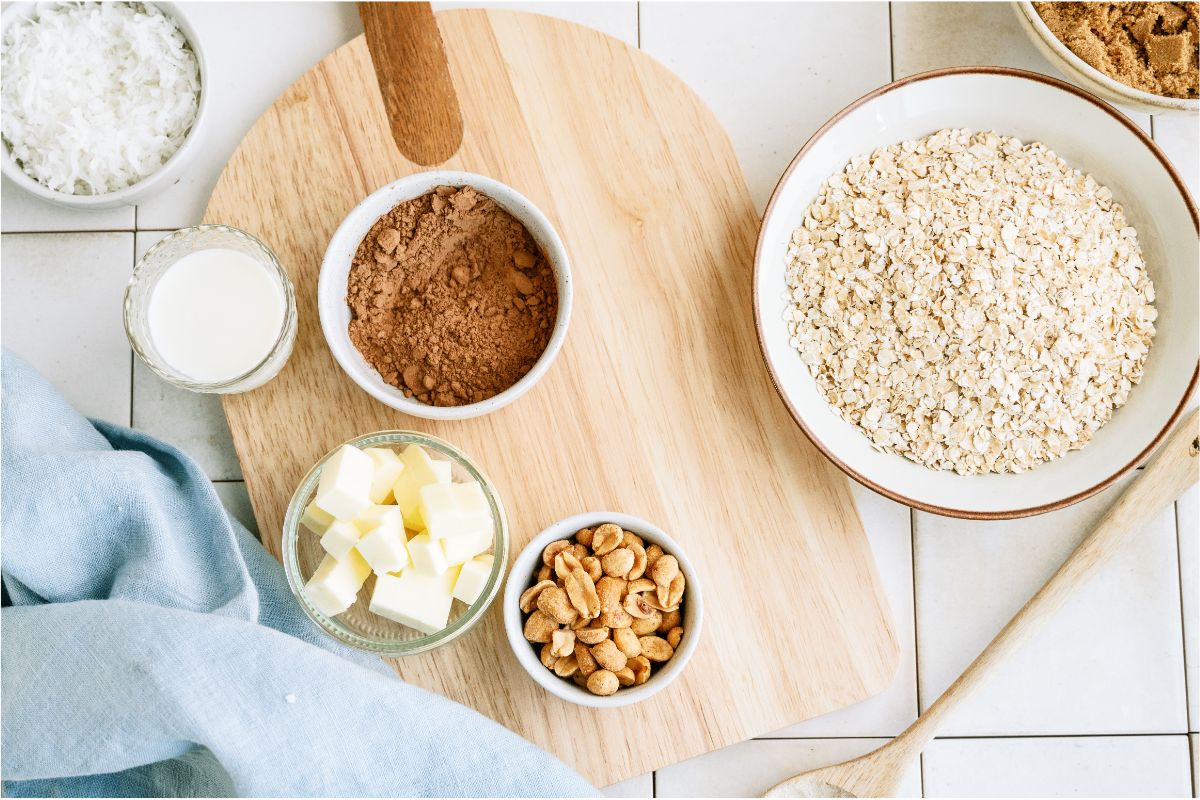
[{"left": 318, "top": 171, "right": 572, "bottom": 420}]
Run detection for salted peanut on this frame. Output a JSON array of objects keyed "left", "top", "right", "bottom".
[
  {"left": 576, "top": 626, "right": 609, "bottom": 645},
  {"left": 520, "top": 579, "right": 556, "bottom": 613},
  {"left": 536, "top": 564, "right": 552, "bottom": 583},
  {"left": 599, "top": 607, "right": 633, "bottom": 629},
  {"left": 575, "top": 527, "right": 594, "bottom": 547},
  {"left": 552, "top": 551, "right": 572, "bottom": 580},
  {"left": 563, "top": 562, "right": 601, "bottom": 619},
  {"left": 650, "top": 555, "right": 679, "bottom": 588},
  {"left": 572, "top": 542, "right": 590, "bottom": 561},
  {"left": 591, "top": 638, "right": 627, "bottom": 672},
  {"left": 596, "top": 576, "right": 627, "bottom": 614},
  {"left": 645, "top": 543, "right": 664, "bottom": 568},
  {"left": 551, "top": 628, "right": 576, "bottom": 658},
  {"left": 581, "top": 556, "right": 602, "bottom": 583},
  {"left": 573, "top": 671, "right": 588, "bottom": 688},
  {"left": 575, "top": 641, "right": 599, "bottom": 676},
  {"left": 631, "top": 609, "right": 662, "bottom": 635},
  {"left": 602, "top": 547, "right": 635, "bottom": 578},
  {"left": 658, "top": 609, "right": 681, "bottom": 634},
  {"left": 627, "top": 577, "right": 655, "bottom": 595},
  {"left": 648, "top": 587, "right": 679, "bottom": 613},
  {"left": 542, "top": 539, "right": 572, "bottom": 567},
  {"left": 613, "top": 627, "right": 642, "bottom": 658},
  {"left": 666, "top": 573, "right": 685, "bottom": 609},
  {"left": 554, "top": 655, "right": 580, "bottom": 678},
  {"left": 624, "top": 593, "right": 655, "bottom": 619},
  {"left": 622, "top": 530, "right": 644, "bottom": 549},
  {"left": 592, "top": 523, "right": 623, "bottom": 556},
  {"left": 524, "top": 610, "right": 557, "bottom": 643},
  {"left": 666, "top": 626, "right": 684, "bottom": 649},
  {"left": 537, "top": 586, "right": 578, "bottom": 625},
  {"left": 587, "top": 669, "right": 619, "bottom": 696},
  {"left": 629, "top": 655, "right": 651, "bottom": 685},
  {"left": 569, "top": 614, "right": 591, "bottom": 631},
  {"left": 615, "top": 666, "right": 636, "bottom": 687},
  {"left": 639, "top": 635, "right": 674, "bottom": 661},
  {"left": 540, "top": 643, "right": 558, "bottom": 669},
  {"left": 627, "top": 542, "right": 648, "bottom": 580}
]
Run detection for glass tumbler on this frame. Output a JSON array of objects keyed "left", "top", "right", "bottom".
[{"left": 124, "top": 225, "right": 297, "bottom": 394}]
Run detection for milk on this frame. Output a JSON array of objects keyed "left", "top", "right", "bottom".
[{"left": 148, "top": 248, "right": 286, "bottom": 383}]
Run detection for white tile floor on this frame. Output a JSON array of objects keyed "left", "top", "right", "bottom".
[{"left": 1, "top": 3, "right": 1196, "bottom": 797}]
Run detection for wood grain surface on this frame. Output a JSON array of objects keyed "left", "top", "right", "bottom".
[
  {"left": 357, "top": 2, "right": 464, "bottom": 165},
  {"left": 204, "top": 9, "right": 899, "bottom": 786}
]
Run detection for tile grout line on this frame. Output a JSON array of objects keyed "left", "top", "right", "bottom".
[
  {"left": 2, "top": 228, "right": 135, "bottom": 235},
  {"left": 636, "top": 2, "right": 641, "bottom": 49},
  {"left": 1173, "top": 499, "right": 1196, "bottom": 734},
  {"left": 651, "top": 768, "right": 656, "bottom": 797},
  {"left": 754, "top": 731, "right": 1193, "bottom": 741}
]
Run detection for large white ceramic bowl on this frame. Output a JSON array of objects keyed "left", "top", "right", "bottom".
[
  {"left": 503, "top": 512, "right": 703, "bottom": 708},
  {"left": 755, "top": 67, "right": 1198, "bottom": 520},
  {"left": 1013, "top": 2, "right": 1199, "bottom": 115},
  {"left": 318, "top": 170, "right": 572, "bottom": 421},
  {"left": 0, "top": 2, "right": 209, "bottom": 209}
]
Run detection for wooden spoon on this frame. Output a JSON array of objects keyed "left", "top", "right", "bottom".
[
  {"left": 767, "top": 408, "right": 1199, "bottom": 798},
  {"left": 357, "top": 2, "right": 464, "bottom": 165}
]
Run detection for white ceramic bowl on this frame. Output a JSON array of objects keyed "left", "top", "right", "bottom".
[
  {"left": 755, "top": 67, "right": 1198, "bottom": 520},
  {"left": 503, "top": 512, "right": 703, "bottom": 708},
  {"left": 0, "top": 2, "right": 209, "bottom": 209},
  {"left": 1013, "top": 2, "right": 1199, "bottom": 115},
  {"left": 318, "top": 171, "right": 572, "bottom": 421}
]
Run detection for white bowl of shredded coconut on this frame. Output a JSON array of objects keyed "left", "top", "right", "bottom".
[
  {"left": 755, "top": 67, "right": 1198, "bottom": 519},
  {"left": 0, "top": 1, "right": 206, "bottom": 207}
]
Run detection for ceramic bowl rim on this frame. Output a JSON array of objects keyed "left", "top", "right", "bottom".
[
  {"left": 0, "top": 1, "right": 211, "bottom": 208},
  {"left": 753, "top": 66, "right": 1199, "bottom": 520},
  {"left": 317, "top": 169, "right": 573, "bottom": 421},
  {"left": 503, "top": 511, "right": 703, "bottom": 708}
]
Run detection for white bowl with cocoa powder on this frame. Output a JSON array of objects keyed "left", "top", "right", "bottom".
[{"left": 318, "top": 171, "right": 572, "bottom": 420}]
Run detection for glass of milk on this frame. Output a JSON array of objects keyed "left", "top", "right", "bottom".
[{"left": 124, "top": 225, "right": 297, "bottom": 393}]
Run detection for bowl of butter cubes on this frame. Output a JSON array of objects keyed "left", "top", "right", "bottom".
[{"left": 282, "top": 430, "right": 508, "bottom": 655}]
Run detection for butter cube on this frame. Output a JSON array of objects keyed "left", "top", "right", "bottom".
[
  {"left": 354, "top": 504, "right": 405, "bottom": 534},
  {"left": 452, "top": 480, "right": 490, "bottom": 516},
  {"left": 441, "top": 528, "right": 492, "bottom": 566},
  {"left": 303, "top": 550, "right": 370, "bottom": 617},
  {"left": 355, "top": 511, "right": 409, "bottom": 575},
  {"left": 363, "top": 447, "right": 405, "bottom": 504},
  {"left": 315, "top": 445, "right": 373, "bottom": 521},
  {"left": 452, "top": 554, "right": 494, "bottom": 605},
  {"left": 392, "top": 445, "right": 452, "bottom": 529},
  {"left": 319, "top": 519, "right": 362, "bottom": 560},
  {"left": 300, "top": 501, "right": 335, "bottom": 536},
  {"left": 407, "top": 532, "right": 448, "bottom": 575},
  {"left": 369, "top": 570, "right": 454, "bottom": 634},
  {"left": 420, "top": 482, "right": 492, "bottom": 542}
]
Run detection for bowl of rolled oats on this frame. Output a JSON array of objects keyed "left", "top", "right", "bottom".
[
  {"left": 755, "top": 67, "right": 1198, "bottom": 519},
  {"left": 503, "top": 512, "right": 702, "bottom": 707}
]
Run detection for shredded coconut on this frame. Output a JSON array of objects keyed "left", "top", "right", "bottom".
[
  {"left": 1, "top": 2, "right": 200, "bottom": 195},
  {"left": 784, "top": 129, "right": 1156, "bottom": 475}
]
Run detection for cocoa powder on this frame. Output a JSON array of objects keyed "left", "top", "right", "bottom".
[{"left": 347, "top": 185, "right": 558, "bottom": 406}]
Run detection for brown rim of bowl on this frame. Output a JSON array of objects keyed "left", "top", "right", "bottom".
[{"left": 753, "top": 65, "right": 1200, "bottom": 521}]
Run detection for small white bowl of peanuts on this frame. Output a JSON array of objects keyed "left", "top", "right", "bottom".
[{"left": 504, "top": 512, "right": 702, "bottom": 708}]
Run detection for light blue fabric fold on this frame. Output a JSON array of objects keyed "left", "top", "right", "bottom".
[{"left": 1, "top": 351, "right": 599, "bottom": 798}]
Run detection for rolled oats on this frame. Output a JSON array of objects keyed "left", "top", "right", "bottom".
[{"left": 784, "top": 129, "right": 1156, "bottom": 474}]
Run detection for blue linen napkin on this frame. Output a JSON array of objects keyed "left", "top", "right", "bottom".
[{"left": 0, "top": 351, "right": 599, "bottom": 798}]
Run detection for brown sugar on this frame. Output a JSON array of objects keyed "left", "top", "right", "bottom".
[
  {"left": 346, "top": 185, "right": 558, "bottom": 406},
  {"left": 1034, "top": 2, "right": 1199, "bottom": 99}
]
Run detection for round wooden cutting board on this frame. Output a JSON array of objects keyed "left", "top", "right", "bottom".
[{"left": 205, "top": 9, "right": 898, "bottom": 786}]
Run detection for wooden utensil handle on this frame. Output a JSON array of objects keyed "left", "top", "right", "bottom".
[
  {"left": 895, "top": 409, "right": 1199, "bottom": 756},
  {"left": 358, "top": 1, "right": 464, "bottom": 165}
]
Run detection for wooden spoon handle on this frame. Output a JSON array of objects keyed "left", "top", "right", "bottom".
[
  {"left": 894, "top": 408, "right": 1199, "bottom": 757},
  {"left": 357, "top": 1, "right": 464, "bottom": 165}
]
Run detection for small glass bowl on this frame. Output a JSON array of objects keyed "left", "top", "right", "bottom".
[
  {"left": 282, "top": 431, "right": 510, "bottom": 656},
  {"left": 124, "top": 225, "right": 297, "bottom": 394}
]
